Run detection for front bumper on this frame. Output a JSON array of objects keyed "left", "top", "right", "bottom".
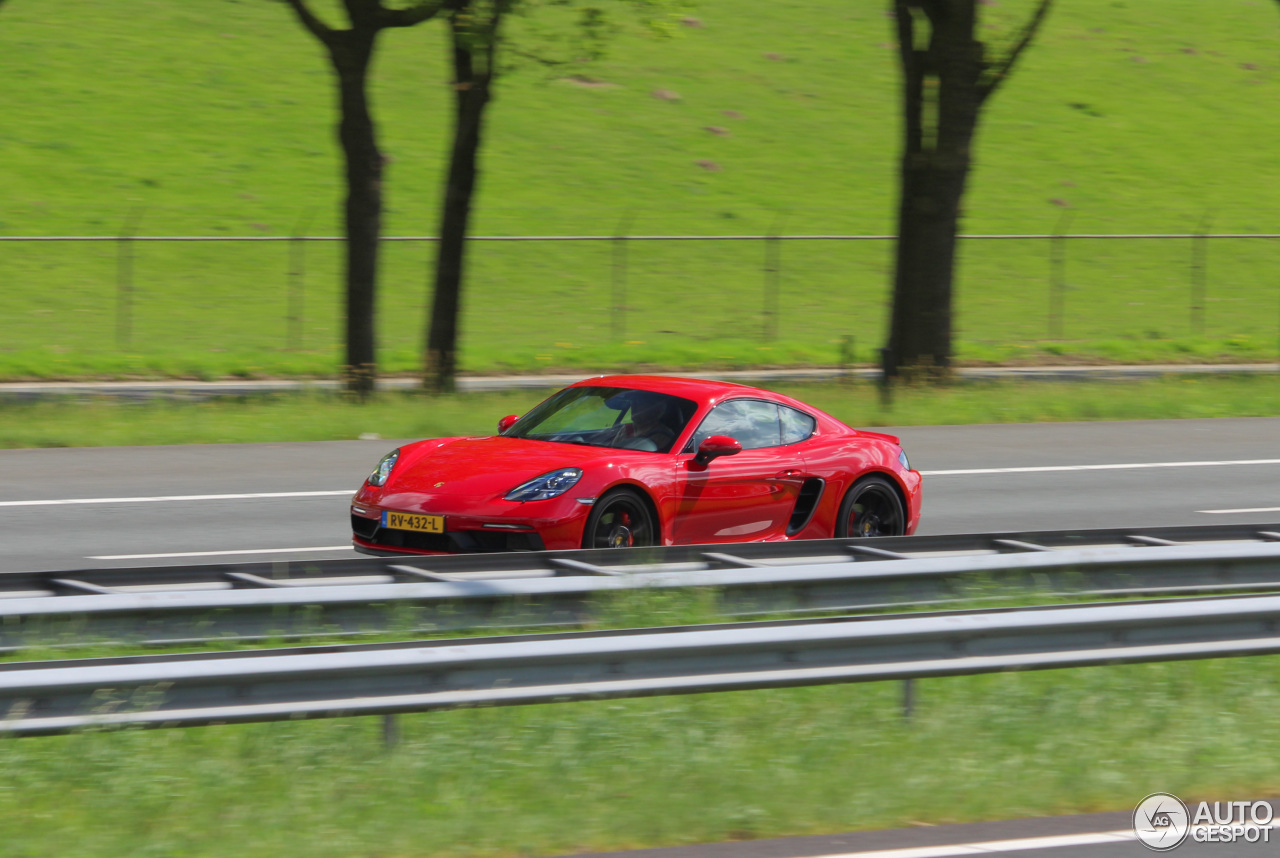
[
  {"left": 350, "top": 490, "right": 593, "bottom": 555},
  {"left": 351, "top": 514, "right": 548, "bottom": 554}
]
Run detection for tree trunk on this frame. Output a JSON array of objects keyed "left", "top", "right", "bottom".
[
  {"left": 424, "top": 14, "right": 497, "bottom": 394},
  {"left": 331, "top": 32, "right": 383, "bottom": 398},
  {"left": 886, "top": 137, "right": 975, "bottom": 378},
  {"left": 282, "top": 0, "right": 453, "bottom": 398},
  {"left": 886, "top": 3, "right": 985, "bottom": 380},
  {"left": 883, "top": 0, "right": 1053, "bottom": 380}
]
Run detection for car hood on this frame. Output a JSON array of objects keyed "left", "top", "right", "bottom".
[{"left": 382, "top": 436, "right": 630, "bottom": 499}]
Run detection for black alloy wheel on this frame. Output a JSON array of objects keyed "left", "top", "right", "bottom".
[
  {"left": 583, "top": 489, "right": 657, "bottom": 549},
  {"left": 835, "top": 475, "right": 906, "bottom": 538}
]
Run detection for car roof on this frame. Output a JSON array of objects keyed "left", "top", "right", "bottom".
[{"left": 570, "top": 374, "right": 781, "bottom": 405}]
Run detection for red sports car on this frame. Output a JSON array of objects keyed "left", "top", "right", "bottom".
[{"left": 351, "top": 375, "right": 922, "bottom": 555}]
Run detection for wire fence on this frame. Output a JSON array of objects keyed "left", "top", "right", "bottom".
[{"left": 2, "top": 229, "right": 1280, "bottom": 369}]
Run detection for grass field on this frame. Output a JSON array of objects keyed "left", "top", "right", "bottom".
[
  {"left": 2, "top": 0, "right": 1280, "bottom": 379},
  {"left": 5, "top": 656, "right": 1280, "bottom": 857},
  {"left": 3, "top": 373, "right": 1280, "bottom": 448}
]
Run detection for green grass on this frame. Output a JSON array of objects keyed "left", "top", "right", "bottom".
[
  {"left": 2, "top": 0, "right": 1280, "bottom": 379},
  {"left": 4, "top": 657, "right": 1280, "bottom": 857},
  {"left": 3, "top": 373, "right": 1279, "bottom": 448}
]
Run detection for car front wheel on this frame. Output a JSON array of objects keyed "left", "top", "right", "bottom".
[
  {"left": 836, "top": 475, "right": 905, "bottom": 538},
  {"left": 583, "top": 488, "right": 656, "bottom": 549}
]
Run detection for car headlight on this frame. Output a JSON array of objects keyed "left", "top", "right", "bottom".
[
  {"left": 367, "top": 449, "right": 401, "bottom": 487},
  {"left": 504, "top": 468, "right": 583, "bottom": 502},
  {"left": 898, "top": 449, "right": 911, "bottom": 471}
]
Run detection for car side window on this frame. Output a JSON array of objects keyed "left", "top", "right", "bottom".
[
  {"left": 779, "top": 405, "right": 816, "bottom": 445},
  {"left": 687, "top": 399, "right": 781, "bottom": 451}
]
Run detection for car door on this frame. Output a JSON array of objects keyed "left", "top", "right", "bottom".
[{"left": 672, "top": 399, "right": 807, "bottom": 544}]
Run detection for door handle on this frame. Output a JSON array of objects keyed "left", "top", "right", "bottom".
[{"left": 774, "top": 469, "right": 802, "bottom": 479}]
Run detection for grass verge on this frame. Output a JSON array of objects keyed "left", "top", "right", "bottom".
[
  {"left": 3, "top": 656, "right": 1279, "bottom": 858},
  {"left": 2, "top": 373, "right": 1279, "bottom": 449}
]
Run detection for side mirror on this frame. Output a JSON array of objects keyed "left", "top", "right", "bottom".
[
  {"left": 694, "top": 435, "right": 742, "bottom": 466},
  {"left": 497, "top": 414, "right": 519, "bottom": 434}
]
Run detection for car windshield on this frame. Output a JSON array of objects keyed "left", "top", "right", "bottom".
[{"left": 503, "top": 386, "right": 698, "bottom": 454}]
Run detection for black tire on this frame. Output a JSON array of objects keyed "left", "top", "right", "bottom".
[
  {"left": 835, "top": 475, "right": 905, "bottom": 538},
  {"left": 582, "top": 488, "right": 657, "bottom": 549}
]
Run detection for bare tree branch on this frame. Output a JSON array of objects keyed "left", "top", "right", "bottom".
[
  {"left": 483, "top": 2, "right": 505, "bottom": 73},
  {"left": 502, "top": 45, "right": 570, "bottom": 66},
  {"left": 893, "top": 1, "right": 914, "bottom": 73},
  {"left": 381, "top": 0, "right": 458, "bottom": 29},
  {"left": 280, "top": 0, "right": 335, "bottom": 45},
  {"left": 978, "top": 0, "right": 1053, "bottom": 103},
  {"left": 894, "top": 1, "right": 925, "bottom": 156}
]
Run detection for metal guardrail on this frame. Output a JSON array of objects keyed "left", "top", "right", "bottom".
[
  {"left": 7, "top": 592, "right": 1280, "bottom": 736},
  {"left": 3, "top": 523, "right": 1279, "bottom": 649}
]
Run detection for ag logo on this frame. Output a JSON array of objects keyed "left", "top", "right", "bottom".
[{"left": 1134, "top": 793, "right": 1190, "bottom": 851}]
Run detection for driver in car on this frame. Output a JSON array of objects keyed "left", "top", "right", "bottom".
[{"left": 617, "top": 395, "right": 679, "bottom": 452}]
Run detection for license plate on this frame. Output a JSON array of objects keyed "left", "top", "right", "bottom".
[{"left": 381, "top": 511, "right": 444, "bottom": 533}]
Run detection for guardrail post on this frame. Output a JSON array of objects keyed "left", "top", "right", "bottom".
[
  {"left": 611, "top": 213, "right": 633, "bottom": 342},
  {"left": 287, "top": 210, "right": 314, "bottom": 351},
  {"left": 901, "top": 678, "right": 915, "bottom": 721},
  {"left": 382, "top": 713, "right": 400, "bottom": 748},
  {"left": 116, "top": 206, "right": 144, "bottom": 351}
]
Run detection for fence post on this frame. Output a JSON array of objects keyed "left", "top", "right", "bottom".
[
  {"left": 611, "top": 214, "right": 633, "bottom": 342},
  {"left": 1191, "top": 212, "right": 1212, "bottom": 337},
  {"left": 763, "top": 216, "right": 783, "bottom": 342},
  {"left": 839, "top": 334, "right": 856, "bottom": 382},
  {"left": 1050, "top": 210, "right": 1072, "bottom": 339},
  {"left": 287, "top": 210, "right": 314, "bottom": 351},
  {"left": 115, "top": 206, "right": 144, "bottom": 351},
  {"left": 879, "top": 346, "right": 894, "bottom": 409}
]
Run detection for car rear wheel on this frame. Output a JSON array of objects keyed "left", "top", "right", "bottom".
[
  {"left": 836, "top": 475, "right": 905, "bottom": 538},
  {"left": 583, "top": 489, "right": 656, "bottom": 549}
]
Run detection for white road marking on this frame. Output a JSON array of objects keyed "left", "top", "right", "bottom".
[
  {"left": 4, "top": 458, "right": 1279, "bottom": 508},
  {"left": 922, "top": 458, "right": 1280, "bottom": 476},
  {"left": 1198, "top": 506, "right": 1280, "bottom": 515},
  {"left": 89, "top": 546, "right": 354, "bottom": 560},
  {"left": 0, "top": 490, "right": 353, "bottom": 508},
  {"left": 808, "top": 828, "right": 1135, "bottom": 856},
  {"left": 818, "top": 817, "right": 1280, "bottom": 856}
]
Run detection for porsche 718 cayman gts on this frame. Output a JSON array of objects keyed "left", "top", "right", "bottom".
[{"left": 351, "top": 375, "right": 922, "bottom": 555}]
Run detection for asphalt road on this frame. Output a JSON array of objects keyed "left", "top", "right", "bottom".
[
  {"left": 1, "top": 416, "right": 1279, "bottom": 574},
  {"left": 570, "top": 807, "right": 1280, "bottom": 858}
]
